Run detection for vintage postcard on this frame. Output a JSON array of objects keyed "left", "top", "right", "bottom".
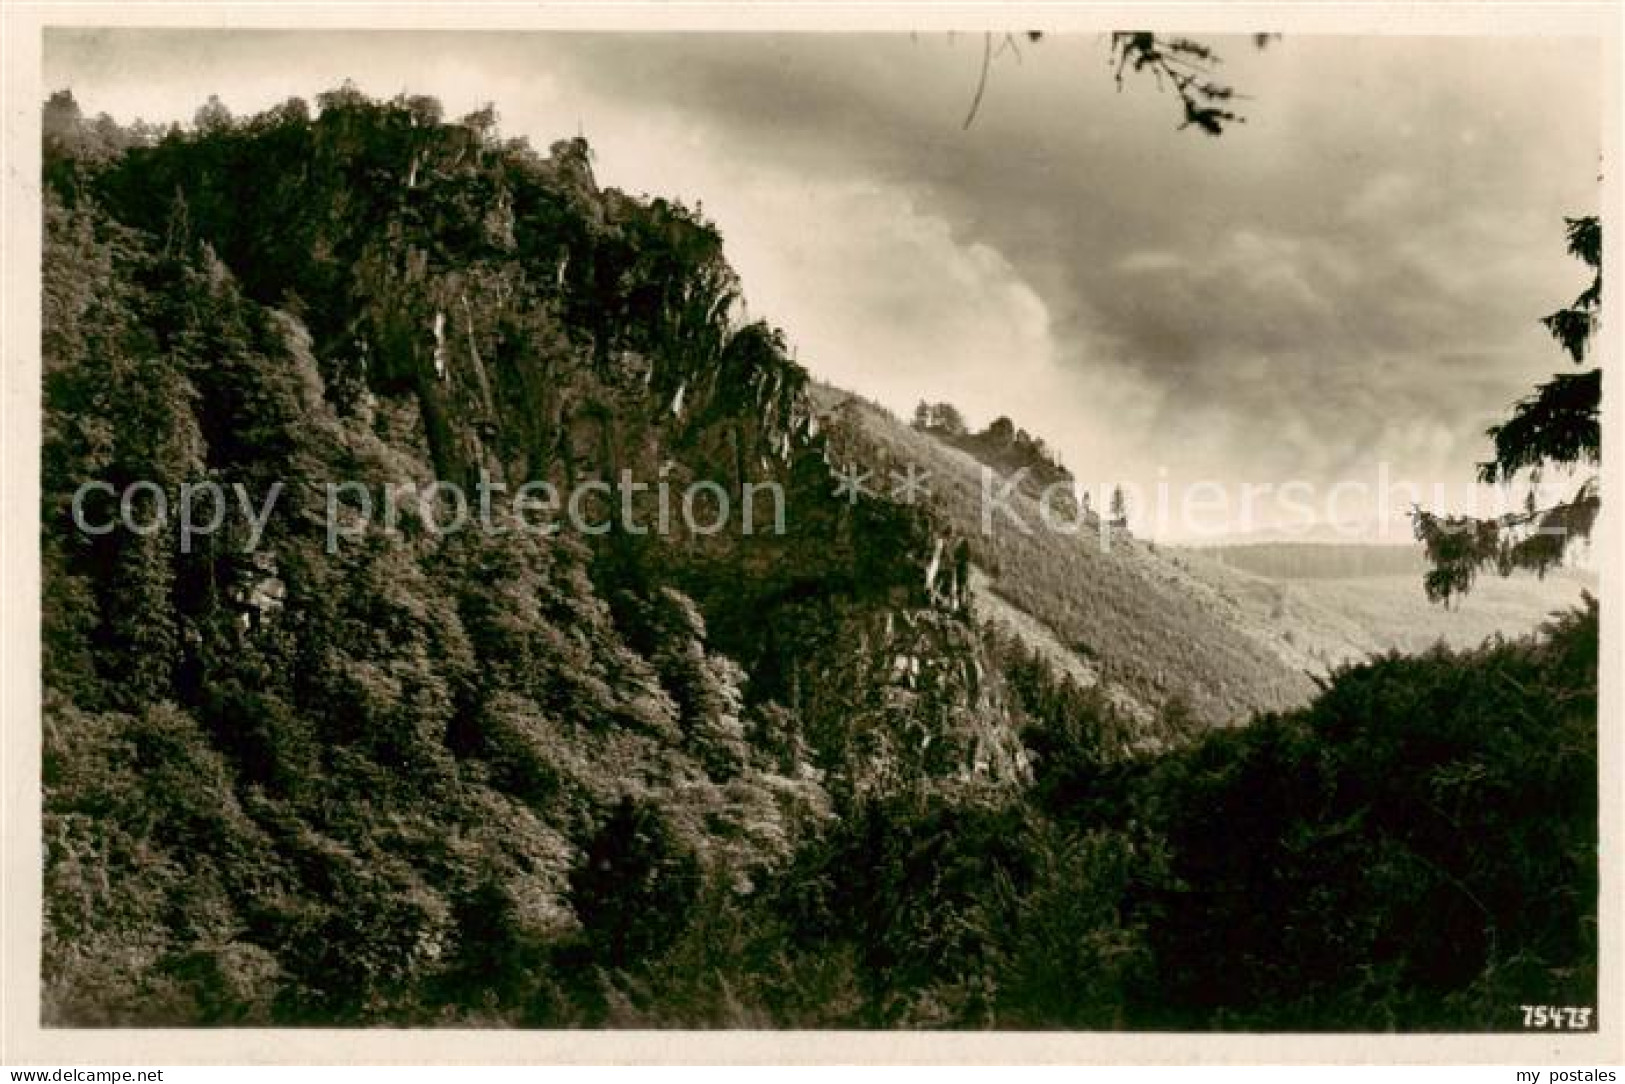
[{"left": 2, "top": 1, "right": 1619, "bottom": 1067}]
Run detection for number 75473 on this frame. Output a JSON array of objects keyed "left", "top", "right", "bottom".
[{"left": 1521, "top": 1005, "right": 1593, "bottom": 1030}]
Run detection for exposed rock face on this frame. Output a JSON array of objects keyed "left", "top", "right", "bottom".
[{"left": 798, "top": 604, "right": 1029, "bottom": 795}]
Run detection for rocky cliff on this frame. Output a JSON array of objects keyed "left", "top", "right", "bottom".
[{"left": 41, "top": 88, "right": 1051, "bottom": 1022}]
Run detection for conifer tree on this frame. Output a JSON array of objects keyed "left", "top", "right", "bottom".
[{"left": 1414, "top": 217, "right": 1601, "bottom": 602}]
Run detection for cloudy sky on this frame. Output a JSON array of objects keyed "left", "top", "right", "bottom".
[{"left": 45, "top": 29, "right": 1603, "bottom": 539}]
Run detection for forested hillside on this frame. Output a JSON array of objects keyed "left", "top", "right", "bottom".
[{"left": 39, "top": 88, "right": 1597, "bottom": 1029}]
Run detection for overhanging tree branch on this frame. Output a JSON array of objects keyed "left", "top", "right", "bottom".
[
  {"left": 1415, "top": 215, "right": 1602, "bottom": 604},
  {"left": 958, "top": 31, "right": 1267, "bottom": 135}
]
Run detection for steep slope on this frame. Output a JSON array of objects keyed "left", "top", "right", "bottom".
[
  {"left": 811, "top": 385, "right": 1318, "bottom": 730},
  {"left": 819, "top": 392, "right": 1598, "bottom": 713}
]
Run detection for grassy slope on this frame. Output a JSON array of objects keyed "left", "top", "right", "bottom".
[
  {"left": 809, "top": 386, "right": 1597, "bottom": 729},
  {"left": 1171, "top": 545, "right": 1596, "bottom": 667},
  {"left": 809, "top": 384, "right": 1317, "bottom": 729},
  {"left": 1287, "top": 572, "right": 1593, "bottom": 657}
]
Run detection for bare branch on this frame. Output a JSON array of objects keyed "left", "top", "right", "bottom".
[{"left": 962, "top": 32, "right": 995, "bottom": 130}]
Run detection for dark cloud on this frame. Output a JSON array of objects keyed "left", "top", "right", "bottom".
[{"left": 45, "top": 29, "right": 1602, "bottom": 535}]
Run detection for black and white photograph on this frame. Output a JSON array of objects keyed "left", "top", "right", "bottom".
[{"left": 3, "top": 2, "right": 1620, "bottom": 1066}]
